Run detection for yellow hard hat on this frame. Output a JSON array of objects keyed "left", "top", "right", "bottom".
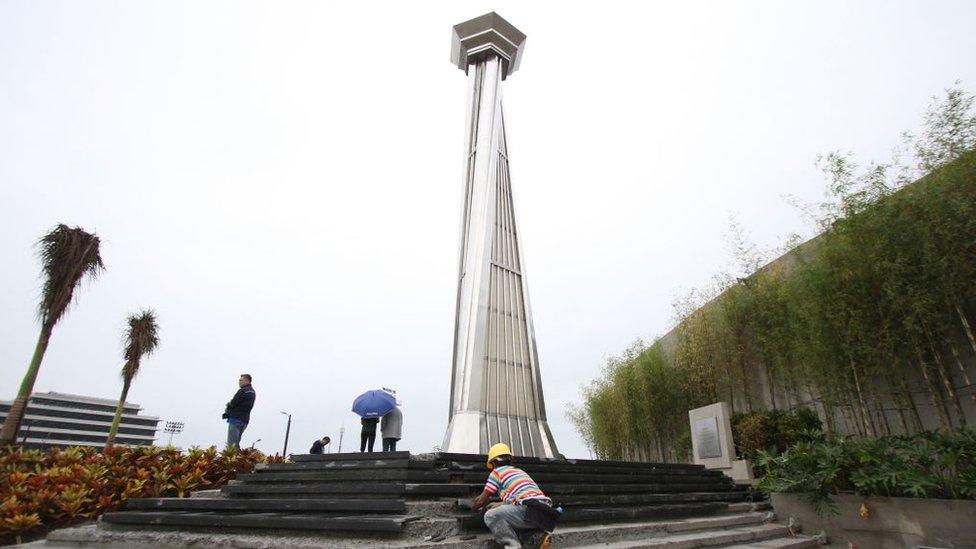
[{"left": 486, "top": 443, "right": 512, "bottom": 469}]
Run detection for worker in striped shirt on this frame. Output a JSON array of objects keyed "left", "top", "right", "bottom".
[{"left": 471, "top": 443, "right": 555, "bottom": 549}]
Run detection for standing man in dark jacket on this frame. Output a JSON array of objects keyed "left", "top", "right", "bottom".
[{"left": 223, "top": 374, "right": 256, "bottom": 450}]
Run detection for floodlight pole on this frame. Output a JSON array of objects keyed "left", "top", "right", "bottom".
[{"left": 163, "top": 420, "right": 185, "bottom": 447}]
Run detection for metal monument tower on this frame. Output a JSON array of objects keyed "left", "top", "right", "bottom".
[{"left": 442, "top": 13, "right": 559, "bottom": 458}]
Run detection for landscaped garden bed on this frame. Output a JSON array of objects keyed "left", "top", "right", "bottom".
[
  {"left": 758, "top": 428, "right": 976, "bottom": 547},
  {"left": 0, "top": 445, "right": 279, "bottom": 545}
]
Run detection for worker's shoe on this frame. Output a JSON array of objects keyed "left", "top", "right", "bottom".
[{"left": 523, "top": 530, "right": 553, "bottom": 549}]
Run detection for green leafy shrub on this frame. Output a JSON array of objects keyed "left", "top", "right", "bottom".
[
  {"left": 732, "top": 407, "right": 823, "bottom": 462},
  {"left": 673, "top": 429, "right": 693, "bottom": 462},
  {"left": 757, "top": 428, "right": 976, "bottom": 516},
  {"left": 0, "top": 445, "right": 278, "bottom": 545}
]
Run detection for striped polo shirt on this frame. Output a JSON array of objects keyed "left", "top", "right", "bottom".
[{"left": 484, "top": 465, "right": 548, "bottom": 504}]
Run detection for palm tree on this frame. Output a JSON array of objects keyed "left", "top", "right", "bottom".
[
  {"left": 0, "top": 225, "right": 104, "bottom": 445},
  {"left": 105, "top": 310, "right": 160, "bottom": 449}
]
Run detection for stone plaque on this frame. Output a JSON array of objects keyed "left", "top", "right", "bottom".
[{"left": 694, "top": 416, "right": 722, "bottom": 459}]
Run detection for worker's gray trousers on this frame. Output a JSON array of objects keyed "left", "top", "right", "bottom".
[{"left": 484, "top": 504, "right": 534, "bottom": 549}]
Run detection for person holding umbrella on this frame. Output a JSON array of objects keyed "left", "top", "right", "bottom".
[
  {"left": 361, "top": 417, "right": 378, "bottom": 452},
  {"left": 351, "top": 389, "right": 396, "bottom": 453}
]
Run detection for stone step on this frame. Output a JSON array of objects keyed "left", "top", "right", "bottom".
[
  {"left": 458, "top": 502, "right": 730, "bottom": 531},
  {"left": 43, "top": 511, "right": 783, "bottom": 548},
  {"left": 259, "top": 457, "right": 426, "bottom": 471},
  {"left": 239, "top": 469, "right": 453, "bottom": 483},
  {"left": 562, "top": 523, "right": 790, "bottom": 548},
  {"left": 433, "top": 453, "right": 707, "bottom": 471},
  {"left": 274, "top": 453, "right": 723, "bottom": 476},
  {"left": 290, "top": 451, "right": 413, "bottom": 462},
  {"left": 100, "top": 510, "right": 421, "bottom": 532},
  {"left": 721, "top": 537, "right": 820, "bottom": 549},
  {"left": 543, "top": 483, "right": 746, "bottom": 495},
  {"left": 240, "top": 469, "right": 731, "bottom": 486},
  {"left": 726, "top": 502, "right": 771, "bottom": 513},
  {"left": 521, "top": 472, "right": 729, "bottom": 485},
  {"left": 426, "top": 511, "right": 779, "bottom": 549},
  {"left": 556, "top": 492, "right": 749, "bottom": 507},
  {"left": 220, "top": 480, "right": 745, "bottom": 499},
  {"left": 554, "top": 501, "right": 730, "bottom": 524},
  {"left": 125, "top": 497, "right": 407, "bottom": 513},
  {"left": 435, "top": 460, "right": 723, "bottom": 477},
  {"left": 221, "top": 482, "right": 473, "bottom": 497}
]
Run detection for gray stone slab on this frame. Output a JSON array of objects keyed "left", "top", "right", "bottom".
[
  {"left": 125, "top": 498, "right": 407, "bottom": 512},
  {"left": 290, "top": 451, "right": 411, "bottom": 462},
  {"left": 41, "top": 511, "right": 788, "bottom": 548},
  {"left": 238, "top": 469, "right": 450, "bottom": 483},
  {"left": 101, "top": 511, "right": 420, "bottom": 532}
]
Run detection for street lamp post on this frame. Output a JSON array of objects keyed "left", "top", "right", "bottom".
[{"left": 280, "top": 411, "right": 292, "bottom": 456}]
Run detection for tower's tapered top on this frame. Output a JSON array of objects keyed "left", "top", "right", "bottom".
[{"left": 451, "top": 12, "right": 526, "bottom": 79}]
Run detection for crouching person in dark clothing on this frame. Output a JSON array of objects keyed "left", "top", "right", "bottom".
[
  {"left": 222, "top": 374, "right": 256, "bottom": 450},
  {"left": 310, "top": 436, "right": 331, "bottom": 454},
  {"left": 471, "top": 443, "right": 559, "bottom": 549}
]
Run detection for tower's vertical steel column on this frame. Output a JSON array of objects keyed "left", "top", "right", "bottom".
[{"left": 442, "top": 13, "right": 558, "bottom": 458}]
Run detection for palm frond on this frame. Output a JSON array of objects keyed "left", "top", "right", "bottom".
[
  {"left": 121, "top": 309, "right": 160, "bottom": 382},
  {"left": 37, "top": 224, "right": 104, "bottom": 328}
]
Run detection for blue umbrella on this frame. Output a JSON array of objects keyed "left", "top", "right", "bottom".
[{"left": 351, "top": 390, "right": 397, "bottom": 418}]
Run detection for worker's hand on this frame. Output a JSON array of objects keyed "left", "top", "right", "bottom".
[{"left": 486, "top": 502, "right": 503, "bottom": 510}]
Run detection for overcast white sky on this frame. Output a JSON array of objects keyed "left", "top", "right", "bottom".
[{"left": 2, "top": 1, "right": 975, "bottom": 459}]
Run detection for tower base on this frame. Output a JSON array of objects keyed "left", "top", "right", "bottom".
[{"left": 442, "top": 410, "right": 558, "bottom": 457}]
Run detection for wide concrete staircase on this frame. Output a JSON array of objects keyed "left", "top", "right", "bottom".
[{"left": 44, "top": 452, "right": 815, "bottom": 548}]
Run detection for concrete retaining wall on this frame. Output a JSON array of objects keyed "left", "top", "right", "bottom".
[{"left": 771, "top": 492, "right": 976, "bottom": 548}]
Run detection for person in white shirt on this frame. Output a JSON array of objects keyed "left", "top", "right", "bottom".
[{"left": 381, "top": 406, "right": 402, "bottom": 451}]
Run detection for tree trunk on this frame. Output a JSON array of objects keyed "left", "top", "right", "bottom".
[
  {"left": 913, "top": 343, "right": 951, "bottom": 429},
  {"left": 841, "top": 392, "right": 862, "bottom": 436},
  {"left": 739, "top": 352, "right": 754, "bottom": 412},
  {"left": 872, "top": 380, "right": 892, "bottom": 436},
  {"left": 765, "top": 361, "right": 778, "bottom": 411},
  {"left": 927, "top": 339, "right": 967, "bottom": 427},
  {"left": 892, "top": 390, "right": 910, "bottom": 435},
  {"left": 849, "top": 359, "right": 877, "bottom": 436},
  {"left": 897, "top": 376, "right": 924, "bottom": 432},
  {"left": 947, "top": 342, "right": 976, "bottom": 404},
  {"left": 954, "top": 301, "right": 976, "bottom": 356},
  {"left": 105, "top": 378, "right": 132, "bottom": 449},
  {"left": 840, "top": 401, "right": 859, "bottom": 436},
  {"left": 726, "top": 361, "right": 736, "bottom": 414},
  {"left": 0, "top": 326, "right": 53, "bottom": 444}
]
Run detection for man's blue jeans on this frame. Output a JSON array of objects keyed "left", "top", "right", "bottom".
[
  {"left": 484, "top": 504, "right": 535, "bottom": 549},
  {"left": 227, "top": 419, "right": 247, "bottom": 450}
]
